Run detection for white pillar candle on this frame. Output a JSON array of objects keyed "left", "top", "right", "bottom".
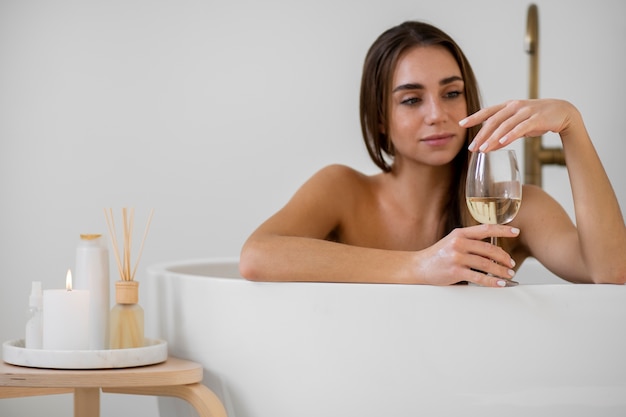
[{"left": 43, "top": 270, "right": 90, "bottom": 350}]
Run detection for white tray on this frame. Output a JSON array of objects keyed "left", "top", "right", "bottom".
[{"left": 2, "top": 338, "right": 168, "bottom": 369}]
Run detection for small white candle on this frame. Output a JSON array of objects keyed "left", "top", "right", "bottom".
[{"left": 43, "top": 269, "right": 90, "bottom": 350}]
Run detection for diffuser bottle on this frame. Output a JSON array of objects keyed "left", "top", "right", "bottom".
[
  {"left": 75, "top": 234, "right": 110, "bottom": 350},
  {"left": 25, "top": 281, "right": 43, "bottom": 349},
  {"left": 104, "top": 207, "right": 153, "bottom": 349},
  {"left": 109, "top": 280, "right": 144, "bottom": 349}
]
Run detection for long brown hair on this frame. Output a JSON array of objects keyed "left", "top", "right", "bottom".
[{"left": 359, "top": 21, "right": 481, "bottom": 233}]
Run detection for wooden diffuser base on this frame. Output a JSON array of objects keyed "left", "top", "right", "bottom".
[{"left": 109, "top": 281, "right": 144, "bottom": 349}]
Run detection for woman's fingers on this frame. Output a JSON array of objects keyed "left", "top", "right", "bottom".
[
  {"left": 461, "top": 99, "right": 571, "bottom": 152},
  {"left": 420, "top": 225, "right": 519, "bottom": 287},
  {"left": 463, "top": 102, "right": 530, "bottom": 151},
  {"left": 470, "top": 271, "right": 519, "bottom": 288},
  {"left": 460, "top": 223, "right": 520, "bottom": 239},
  {"left": 449, "top": 225, "right": 519, "bottom": 286}
]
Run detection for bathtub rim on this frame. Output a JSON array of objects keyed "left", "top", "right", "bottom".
[
  {"left": 145, "top": 257, "right": 624, "bottom": 290},
  {"left": 148, "top": 257, "right": 242, "bottom": 281}
]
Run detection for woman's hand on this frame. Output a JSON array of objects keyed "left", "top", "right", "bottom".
[
  {"left": 415, "top": 224, "right": 520, "bottom": 287},
  {"left": 460, "top": 98, "right": 626, "bottom": 284},
  {"left": 459, "top": 99, "right": 580, "bottom": 152}
]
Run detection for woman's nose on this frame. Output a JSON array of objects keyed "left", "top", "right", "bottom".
[{"left": 424, "top": 97, "right": 446, "bottom": 125}]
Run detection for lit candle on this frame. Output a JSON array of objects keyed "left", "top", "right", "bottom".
[{"left": 42, "top": 269, "right": 90, "bottom": 350}]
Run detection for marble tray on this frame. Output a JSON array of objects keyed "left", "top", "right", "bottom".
[{"left": 2, "top": 338, "right": 167, "bottom": 369}]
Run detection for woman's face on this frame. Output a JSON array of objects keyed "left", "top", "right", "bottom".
[{"left": 388, "top": 45, "right": 468, "bottom": 168}]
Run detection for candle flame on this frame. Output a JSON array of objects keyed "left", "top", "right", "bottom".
[{"left": 66, "top": 269, "right": 73, "bottom": 291}]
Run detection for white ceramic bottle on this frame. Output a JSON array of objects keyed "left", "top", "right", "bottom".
[
  {"left": 25, "top": 281, "right": 43, "bottom": 349},
  {"left": 75, "top": 234, "right": 110, "bottom": 350}
]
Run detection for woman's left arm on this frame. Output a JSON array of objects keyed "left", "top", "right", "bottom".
[{"left": 460, "top": 99, "right": 626, "bottom": 284}]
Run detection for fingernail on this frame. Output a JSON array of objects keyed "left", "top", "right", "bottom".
[
  {"left": 479, "top": 142, "right": 488, "bottom": 152},
  {"left": 497, "top": 280, "right": 507, "bottom": 287},
  {"left": 468, "top": 141, "right": 476, "bottom": 151},
  {"left": 459, "top": 118, "right": 468, "bottom": 127},
  {"left": 508, "top": 269, "right": 516, "bottom": 277},
  {"left": 510, "top": 258, "right": 516, "bottom": 267},
  {"left": 511, "top": 227, "right": 520, "bottom": 235}
]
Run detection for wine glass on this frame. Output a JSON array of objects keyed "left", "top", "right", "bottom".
[{"left": 466, "top": 149, "right": 522, "bottom": 254}]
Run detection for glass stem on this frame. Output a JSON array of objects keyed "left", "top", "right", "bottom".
[{"left": 491, "top": 236, "right": 498, "bottom": 248}]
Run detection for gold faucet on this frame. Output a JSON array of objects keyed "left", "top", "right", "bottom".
[{"left": 524, "top": 4, "right": 566, "bottom": 187}]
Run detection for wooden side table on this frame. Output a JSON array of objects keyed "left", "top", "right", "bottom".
[{"left": 0, "top": 356, "right": 227, "bottom": 417}]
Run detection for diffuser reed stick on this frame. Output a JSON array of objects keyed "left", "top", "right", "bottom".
[
  {"left": 103, "top": 208, "right": 154, "bottom": 349},
  {"left": 104, "top": 208, "right": 154, "bottom": 282}
]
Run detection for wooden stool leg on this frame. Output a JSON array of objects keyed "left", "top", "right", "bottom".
[
  {"left": 104, "top": 383, "right": 227, "bottom": 417},
  {"left": 74, "top": 388, "right": 100, "bottom": 417}
]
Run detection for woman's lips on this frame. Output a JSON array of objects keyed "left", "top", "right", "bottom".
[{"left": 421, "top": 133, "right": 454, "bottom": 146}]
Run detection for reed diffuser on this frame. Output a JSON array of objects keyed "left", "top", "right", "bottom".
[{"left": 104, "top": 208, "right": 154, "bottom": 349}]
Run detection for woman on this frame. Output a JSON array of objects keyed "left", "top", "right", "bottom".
[{"left": 239, "top": 21, "right": 626, "bottom": 286}]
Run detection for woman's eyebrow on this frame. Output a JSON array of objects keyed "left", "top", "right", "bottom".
[
  {"left": 440, "top": 75, "right": 463, "bottom": 85},
  {"left": 393, "top": 82, "right": 424, "bottom": 93},
  {"left": 392, "top": 75, "right": 464, "bottom": 93}
]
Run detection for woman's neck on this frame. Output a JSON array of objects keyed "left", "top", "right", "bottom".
[
  {"left": 369, "top": 161, "right": 454, "bottom": 237},
  {"left": 389, "top": 159, "right": 454, "bottom": 203}
]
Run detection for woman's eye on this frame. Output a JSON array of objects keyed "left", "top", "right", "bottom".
[
  {"left": 401, "top": 97, "right": 421, "bottom": 105},
  {"left": 445, "top": 90, "right": 463, "bottom": 99}
]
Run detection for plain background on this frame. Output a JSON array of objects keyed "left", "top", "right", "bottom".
[{"left": 1, "top": 0, "right": 624, "bottom": 416}]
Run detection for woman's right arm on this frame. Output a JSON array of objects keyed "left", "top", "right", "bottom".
[
  {"left": 239, "top": 164, "right": 408, "bottom": 283},
  {"left": 239, "top": 165, "right": 519, "bottom": 286}
]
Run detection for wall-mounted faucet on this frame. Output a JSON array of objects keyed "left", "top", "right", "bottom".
[{"left": 524, "top": 4, "right": 566, "bottom": 187}]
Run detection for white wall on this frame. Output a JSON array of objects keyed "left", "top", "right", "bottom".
[{"left": 1, "top": 1, "right": 624, "bottom": 416}]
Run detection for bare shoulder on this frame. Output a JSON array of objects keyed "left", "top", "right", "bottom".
[
  {"left": 520, "top": 183, "right": 549, "bottom": 203},
  {"left": 519, "top": 184, "right": 564, "bottom": 214},
  {"left": 255, "top": 164, "right": 375, "bottom": 240},
  {"left": 302, "top": 164, "right": 373, "bottom": 196},
  {"left": 281, "top": 164, "right": 376, "bottom": 213},
  {"left": 512, "top": 183, "right": 576, "bottom": 256},
  {"left": 515, "top": 184, "right": 571, "bottom": 228},
  {"left": 312, "top": 164, "right": 370, "bottom": 183}
]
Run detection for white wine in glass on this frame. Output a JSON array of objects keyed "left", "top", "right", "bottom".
[
  {"left": 466, "top": 149, "right": 522, "bottom": 272},
  {"left": 466, "top": 196, "right": 521, "bottom": 226}
]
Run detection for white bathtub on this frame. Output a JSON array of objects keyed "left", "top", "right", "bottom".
[{"left": 146, "top": 258, "right": 626, "bottom": 417}]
